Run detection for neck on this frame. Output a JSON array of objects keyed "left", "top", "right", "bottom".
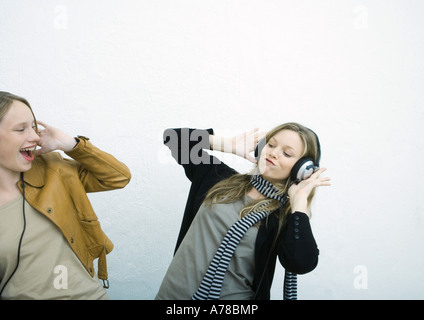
[
  {"left": 250, "top": 174, "right": 288, "bottom": 205},
  {"left": 0, "top": 178, "right": 21, "bottom": 206},
  {"left": 0, "top": 170, "right": 22, "bottom": 201},
  {"left": 0, "top": 167, "right": 21, "bottom": 185},
  {"left": 247, "top": 186, "right": 266, "bottom": 200}
]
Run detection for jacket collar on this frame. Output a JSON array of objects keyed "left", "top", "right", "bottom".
[{"left": 23, "top": 158, "right": 45, "bottom": 188}]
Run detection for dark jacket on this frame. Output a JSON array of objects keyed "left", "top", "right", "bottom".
[{"left": 163, "top": 128, "right": 319, "bottom": 300}]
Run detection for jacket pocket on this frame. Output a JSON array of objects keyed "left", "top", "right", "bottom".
[{"left": 79, "top": 220, "right": 113, "bottom": 258}]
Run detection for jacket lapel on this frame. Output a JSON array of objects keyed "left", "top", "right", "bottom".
[{"left": 23, "top": 158, "right": 45, "bottom": 188}]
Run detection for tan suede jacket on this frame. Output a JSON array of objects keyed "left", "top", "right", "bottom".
[{"left": 16, "top": 136, "right": 131, "bottom": 283}]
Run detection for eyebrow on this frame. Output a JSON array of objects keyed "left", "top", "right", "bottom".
[
  {"left": 270, "top": 137, "right": 295, "bottom": 149},
  {"left": 12, "top": 120, "right": 35, "bottom": 128},
  {"left": 269, "top": 137, "right": 298, "bottom": 153},
  {"left": 15, "top": 121, "right": 32, "bottom": 126}
]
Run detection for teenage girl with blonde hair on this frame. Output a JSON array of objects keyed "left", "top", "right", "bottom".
[{"left": 156, "top": 123, "right": 330, "bottom": 300}]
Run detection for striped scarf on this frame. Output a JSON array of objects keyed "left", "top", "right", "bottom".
[{"left": 192, "top": 174, "right": 296, "bottom": 300}]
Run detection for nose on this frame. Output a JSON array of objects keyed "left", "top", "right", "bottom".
[
  {"left": 268, "top": 147, "right": 278, "bottom": 159},
  {"left": 29, "top": 127, "right": 40, "bottom": 143}
]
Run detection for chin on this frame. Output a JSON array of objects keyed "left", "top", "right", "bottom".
[
  {"left": 260, "top": 174, "right": 279, "bottom": 185},
  {"left": 257, "top": 162, "right": 288, "bottom": 184},
  {"left": 18, "top": 164, "right": 33, "bottom": 173},
  {"left": 262, "top": 172, "right": 289, "bottom": 185}
]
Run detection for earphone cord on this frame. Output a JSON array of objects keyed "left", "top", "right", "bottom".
[{"left": 0, "top": 173, "right": 27, "bottom": 297}]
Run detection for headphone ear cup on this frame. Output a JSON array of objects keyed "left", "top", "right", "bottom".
[
  {"left": 255, "top": 138, "right": 266, "bottom": 161},
  {"left": 290, "top": 157, "right": 316, "bottom": 183}
]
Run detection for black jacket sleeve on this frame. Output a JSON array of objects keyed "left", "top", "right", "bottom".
[
  {"left": 252, "top": 211, "right": 319, "bottom": 299},
  {"left": 163, "top": 128, "right": 216, "bottom": 181},
  {"left": 163, "top": 128, "right": 237, "bottom": 252},
  {"left": 277, "top": 212, "right": 319, "bottom": 274}
]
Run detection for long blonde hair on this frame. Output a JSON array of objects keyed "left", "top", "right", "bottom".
[{"left": 204, "top": 122, "right": 321, "bottom": 227}]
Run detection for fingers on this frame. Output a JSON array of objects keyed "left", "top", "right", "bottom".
[
  {"left": 34, "top": 121, "right": 51, "bottom": 154},
  {"left": 293, "top": 168, "right": 331, "bottom": 188},
  {"left": 310, "top": 168, "right": 331, "bottom": 187},
  {"left": 316, "top": 176, "right": 331, "bottom": 187},
  {"left": 36, "top": 120, "right": 48, "bottom": 130},
  {"left": 313, "top": 167, "right": 327, "bottom": 176},
  {"left": 252, "top": 128, "right": 267, "bottom": 143},
  {"left": 246, "top": 128, "right": 266, "bottom": 141},
  {"left": 36, "top": 121, "right": 48, "bottom": 137}
]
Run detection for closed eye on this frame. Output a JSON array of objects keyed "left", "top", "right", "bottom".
[{"left": 14, "top": 122, "right": 35, "bottom": 133}]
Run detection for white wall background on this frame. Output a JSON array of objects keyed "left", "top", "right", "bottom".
[{"left": 1, "top": 0, "right": 423, "bottom": 300}]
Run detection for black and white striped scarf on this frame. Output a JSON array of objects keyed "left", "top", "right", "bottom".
[{"left": 192, "top": 174, "right": 297, "bottom": 300}]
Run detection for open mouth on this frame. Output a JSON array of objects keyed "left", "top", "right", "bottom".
[{"left": 20, "top": 146, "right": 36, "bottom": 162}]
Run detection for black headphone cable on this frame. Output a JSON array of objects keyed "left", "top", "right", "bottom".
[{"left": 0, "top": 173, "right": 27, "bottom": 297}]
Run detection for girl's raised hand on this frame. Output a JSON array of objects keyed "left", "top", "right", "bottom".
[
  {"left": 209, "top": 128, "right": 266, "bottom": 163},
  {"left": 35, "top": 121, "right": 78, "bottom": 155},
  {"left": 288, "top": 168, "right": 331, "bottom": 215},
  {"left": 231, "top": 128, "right": 266, "bottom": 163}
]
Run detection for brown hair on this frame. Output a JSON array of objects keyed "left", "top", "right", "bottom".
[{"left": 0, "top": 91, "right": 38, "bottom": 132}]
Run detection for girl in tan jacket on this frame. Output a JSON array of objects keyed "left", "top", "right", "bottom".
[{"left": 0, "top": 91, "right": 131, "bottom": 299}]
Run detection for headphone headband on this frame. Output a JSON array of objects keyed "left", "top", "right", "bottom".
[{"left": 308, "top": 128, "right": 321, "bottom": 167}]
